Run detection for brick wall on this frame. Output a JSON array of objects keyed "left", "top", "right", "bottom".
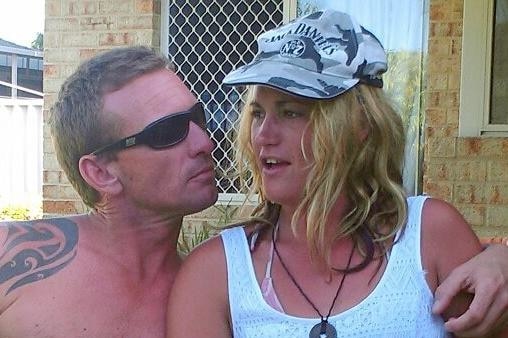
[
  {"left": 41, "top": 0, "right": 238, "bottom": 235},
  {"left": 43, "top": 0, "right": 508, "bottom": 238},
  {"left": 424, "top": 0, "right": 508, "bottom": 237},
  {"left": 43, "top": 0, "right": 162, "bottom": 216}
]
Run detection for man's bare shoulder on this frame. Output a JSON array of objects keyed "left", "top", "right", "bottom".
[
  {"left": 0, "top": 217, "right": 79, "bottom": 296},
  {"left": 0, "top": 215, "right": 170, "bottom": 338}
]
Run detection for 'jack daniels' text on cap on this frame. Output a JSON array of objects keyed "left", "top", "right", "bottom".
[{"left": 223, "top": 9, "right": 387, "bottom": 99}]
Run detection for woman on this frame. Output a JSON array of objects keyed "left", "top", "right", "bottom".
[{"left": 167, "top": 10, "right": 496, "bottom": 337}]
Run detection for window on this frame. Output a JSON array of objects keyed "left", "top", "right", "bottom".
[
  {"left": 17, "top": 56, "right": 27, "bottom": 69},
  {"left": 0, "top": 54, "right": 11, "bottom": 67},
  {"left": 460, "top": 0, "right": 508, "bottom": 136},
  {"left": 29, "top": 58, "right": 42, "bottom": 70},
  {"left": 491, "top": 0, "right": 508, "bottom": 125},
  {"left": 162, "top": 0, "right": 285, "bottom": 202}
]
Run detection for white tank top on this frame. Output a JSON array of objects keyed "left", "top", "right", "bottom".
[{"left": 220, "top": 196, "right": 450, "bottom": 338}]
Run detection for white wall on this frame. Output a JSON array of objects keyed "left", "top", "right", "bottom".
[{"left": 0, "top": 97, "right": 43, "bottom": 208}]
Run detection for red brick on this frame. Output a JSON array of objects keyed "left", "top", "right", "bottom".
[
  {"left": 429, "top": 3, "right": 446, "bottom": 21},
  {"left": 463, "top": 138, "right": 482, "bottom": 155},
  {"left": 455, "top": 184, "right": 485, "bottom": 204},
  {"left": 46, "top": 0, "right": 62, "bottom": 16},
  {"left": 44, "top": 64, "right": 59, "bottom": 78},
  {"left": 426, "top": 108, "right": 447, "bottom": 126},
  {"left": 43, "top": 200, "right": 79, "bottom": 214},
  {"left": 457, "top": 204, "right": 486, "bottom": 227},
  {"left": 79, "top": 48, "right": 103, "bottom": 60},
  {"left": 425, "top": 162, "right": 452, "bottom": 180},
  {"left": 423, "top": 180, "right": 453, "bottom": 200},
  {"left": 450, "top": 38, "right": 461, "bottom": 56},
  {"left": 98, "top": 32, "right": 135, "bottom": 46},
  {"left": 426, "top": 137, "right": 456, "bottom": 158},
  {"left": 135, "top": 0, "right": 154, "bottom": 13}
]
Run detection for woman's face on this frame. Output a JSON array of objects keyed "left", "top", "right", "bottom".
[{"left": 249, "top": 86, "right": 314, "bottom": 208}]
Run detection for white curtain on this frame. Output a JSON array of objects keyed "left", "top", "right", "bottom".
[{"left": 297, "top": 0, "right": 428, "bottom": 195}]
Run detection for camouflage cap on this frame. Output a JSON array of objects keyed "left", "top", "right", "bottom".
[{"left": 223, "top": 10, "right": 387, "bottom": 99}]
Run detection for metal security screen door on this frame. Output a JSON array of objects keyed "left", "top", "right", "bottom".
[{"left": 163, "top": 0, "right": 285, "bottom": 202}]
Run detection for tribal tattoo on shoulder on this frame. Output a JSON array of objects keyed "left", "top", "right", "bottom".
[{"left": 0, "top": 218, "right": 78, "bottom": 294}]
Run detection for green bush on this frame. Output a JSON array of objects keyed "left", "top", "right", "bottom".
[
  {"left": 178, "top": 222, "right": 213, "bottom": 256},
  {"left": 178, "top": 203, "right": 242, "bottom": 255},
  {"left": 0, "top": 205, "right": 34, "bottom": 220}
]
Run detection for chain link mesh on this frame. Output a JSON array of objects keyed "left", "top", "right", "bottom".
[{"left": 167, "top": 0, "right": 283, "bottom": 194}]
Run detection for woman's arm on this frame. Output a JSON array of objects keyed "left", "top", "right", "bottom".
[{"left": 166, "top": 236, "right": 232, "bottom": 338}]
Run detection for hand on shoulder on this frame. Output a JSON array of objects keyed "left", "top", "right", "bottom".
[
  {"left": 434, "top": 244, "right": 508, "bottom": 337},
  {"left": 420, "top": 198, "right": 483, "bottom": 321}
]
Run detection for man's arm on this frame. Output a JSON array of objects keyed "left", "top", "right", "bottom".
[{"left": 433, "top": 244, "right": 508, "bottom": 337}]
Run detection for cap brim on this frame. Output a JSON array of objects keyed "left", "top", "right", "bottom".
[{"left": 223, "top": 60, "right": 359, "bottom": 99}]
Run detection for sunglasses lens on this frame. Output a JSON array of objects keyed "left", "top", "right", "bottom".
[
  {"left": 191, "top": 104, "right": 207, "bottom": 130},
  {"left": 137, "top": 103, "right": 207, "bottom": 150},
  {"left": 147, "top": 114, "right": 189, "bottom": 148}
]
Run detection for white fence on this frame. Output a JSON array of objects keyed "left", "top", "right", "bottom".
[{"left": 0, "top": 97, "right": 43, "bottom": 208}]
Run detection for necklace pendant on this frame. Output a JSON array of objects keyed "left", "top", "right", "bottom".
[{"left": 309, "top": 321, "right": 337, "bottom": 338}]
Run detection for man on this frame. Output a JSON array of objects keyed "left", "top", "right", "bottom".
[
  {"left": 0, "top": 46, "right": 506, "bottom": 337},
  {"left": 0, "top": 46, "right": 217, "bottom": 338}
]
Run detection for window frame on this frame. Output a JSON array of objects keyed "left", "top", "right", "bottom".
[{"left": 460, "top": 0, "right": 508, "bottom": 136}]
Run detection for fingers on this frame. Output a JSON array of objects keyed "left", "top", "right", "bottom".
[
  {"left": 446, "top": 306, "right": 508, "bottom": 337},
  {"left": 434, "top": 244, "right": 508, "bottom": 336},
  {"left": 443, "top": 271, "right": 508, "bottom": 336},
  {"left": 443, "top": 295, "right": 494, "bottom": 337},
  {"left": 433, "top": 268, "right": 471, "bottom": 315}
]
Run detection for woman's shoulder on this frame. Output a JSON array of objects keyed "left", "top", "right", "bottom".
[
  {"left": 171, "top": 233, "right": 229, "bottom": 305},
  {"left": 181, "top": 225, "right": 249, "bottom": 269},
  {"left": 168, "top": 232, "right": 233, "bottom": 337},
  {"left": 419, "top": 196, "right": 483, "bottom": 319},
  {"left": 184, "top": 233, "right": 227, "bottom": 268},
  {"left": 420, "top": 197, "right": 470, "bottom": 230},
  {"left": 419, "top": 196, "right": 481, "bottom": 253}
]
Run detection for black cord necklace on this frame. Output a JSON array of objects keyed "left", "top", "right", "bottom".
[{"left": 271, "top": 225, "right": 356, "bottom": 338}]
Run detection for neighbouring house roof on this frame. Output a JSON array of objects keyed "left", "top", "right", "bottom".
[
  {"left": 0, "top": 38, "right": 42, "bottom": 58},
  {"left": 0, "top": 38, "right": 32, "bottom": 49}
]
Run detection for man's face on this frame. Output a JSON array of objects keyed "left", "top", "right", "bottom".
[{"left": 101, "top": 68, "right": 218, "bottom": 217}]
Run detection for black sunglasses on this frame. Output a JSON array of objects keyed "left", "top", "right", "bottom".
[{"left": 92, "top": 102, "right": 207, "bottom": 156}]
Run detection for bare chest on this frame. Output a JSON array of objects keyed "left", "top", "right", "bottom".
[{"left": 0, "top": 277, "right": 168, "bottom": 338}]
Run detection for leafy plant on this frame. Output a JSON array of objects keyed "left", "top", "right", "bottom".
[
  {"left": 177, "top": 202, "right": 242, "bottom": 256},
  {"left": 0, "top": 205, "right": 40, "bottom": 221},
  {"left": 177, "top": 221, "right": 213, "bottom": 256},
  {"left": 31, "top": 32, "right": 43, "bottom": 50}
]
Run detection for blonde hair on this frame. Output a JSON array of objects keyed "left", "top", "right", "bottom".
[{"left": 235, "top": 84, "right": 407, "bottom": 270}]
